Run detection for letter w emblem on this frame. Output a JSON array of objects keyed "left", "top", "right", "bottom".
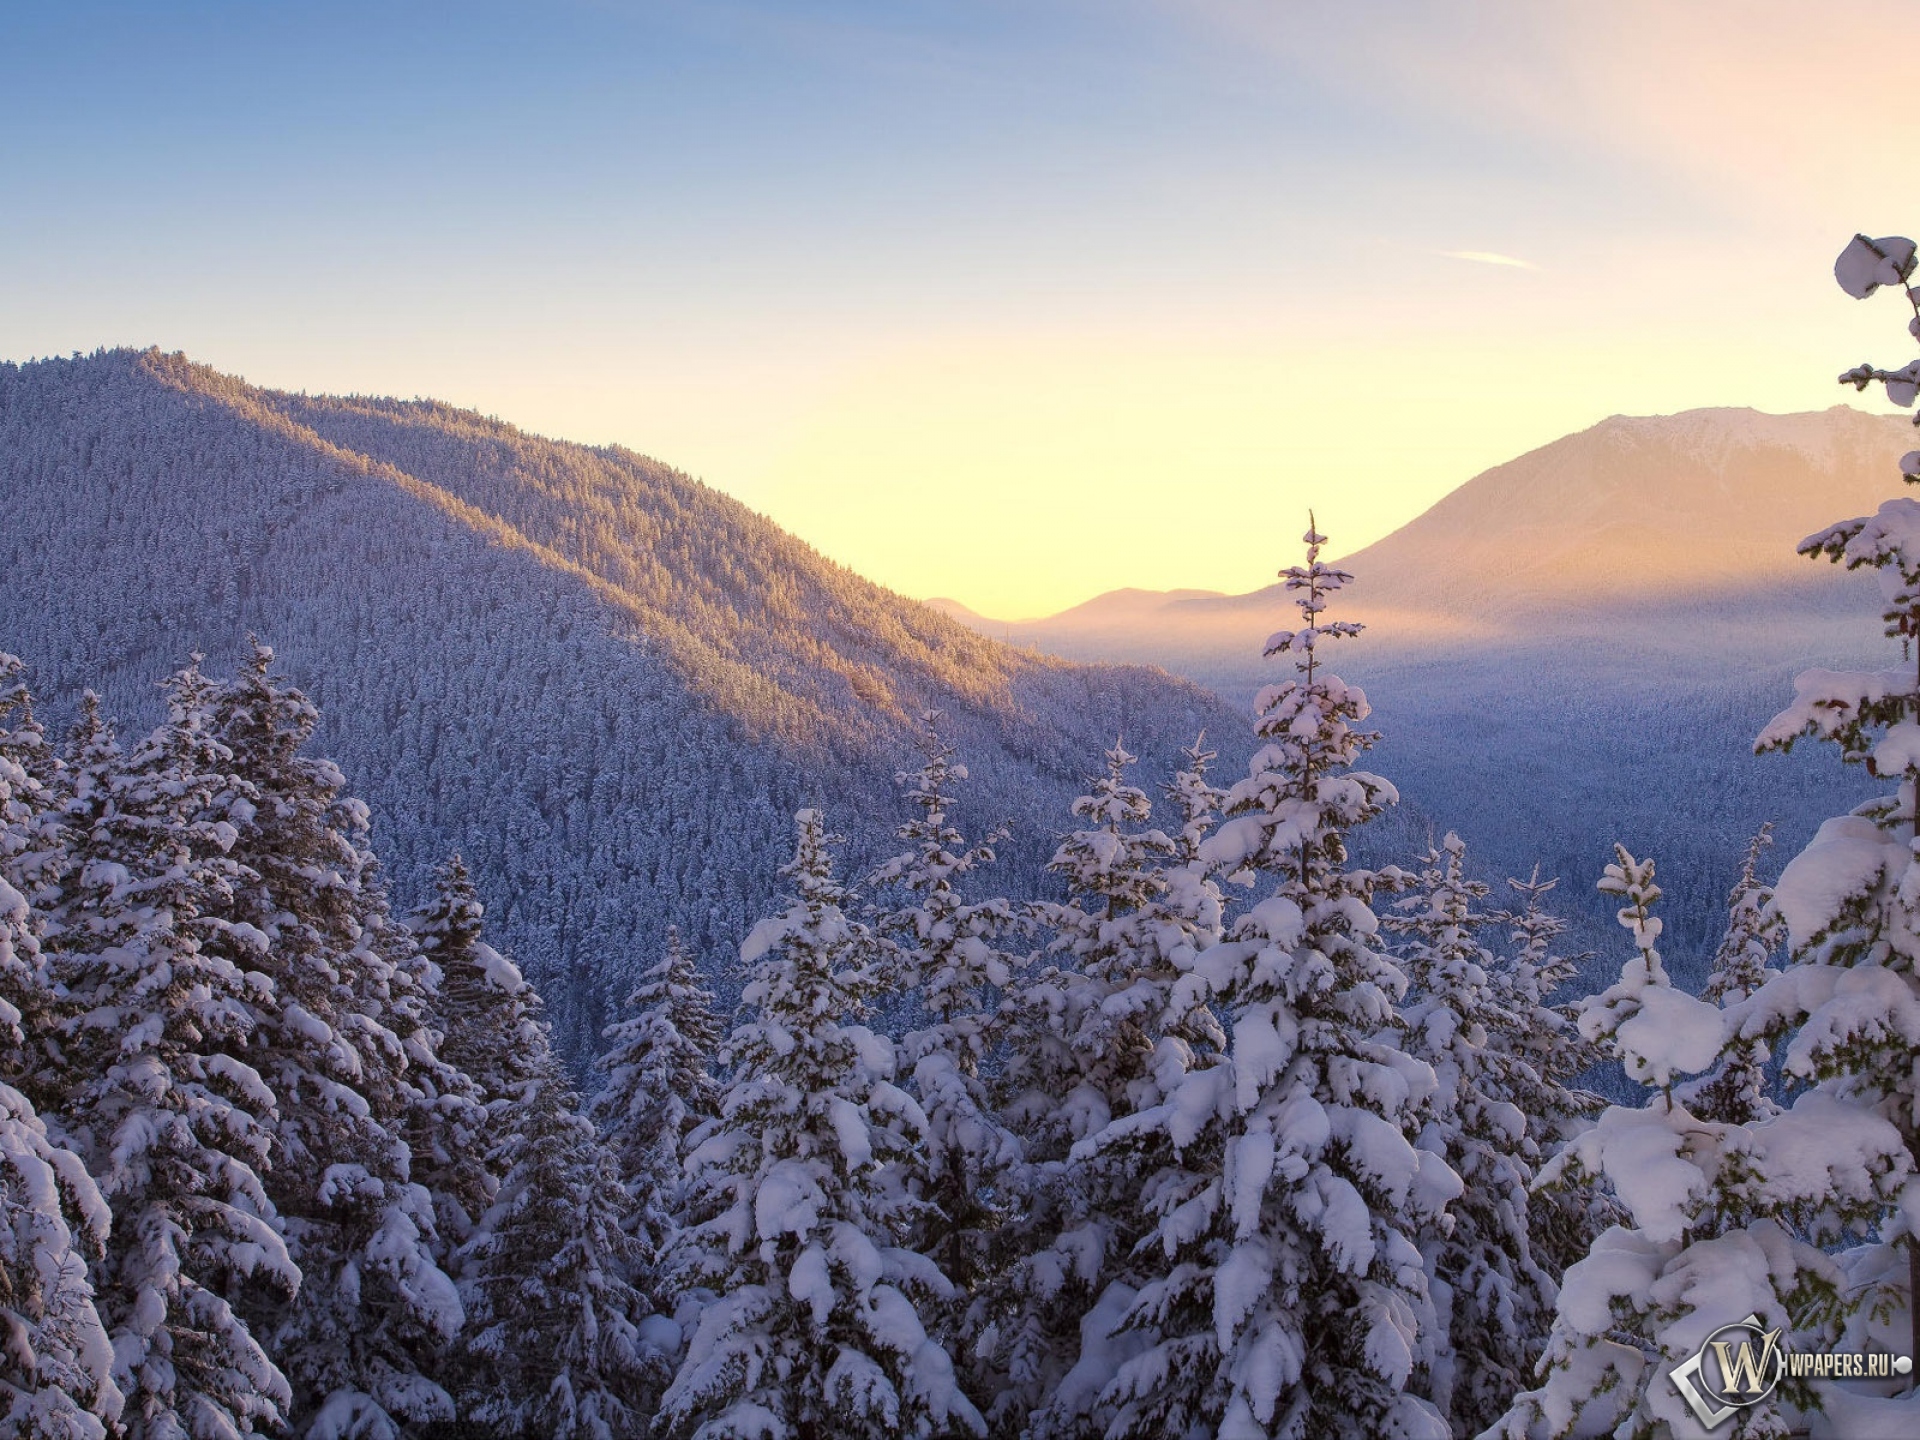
[{"left": 1711, "top": 1328, "right": 1782, "bottom": 1398}]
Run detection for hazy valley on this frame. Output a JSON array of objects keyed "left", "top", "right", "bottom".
[{"left": 935, "top": 405, "right": 1909, "bottom": 983}]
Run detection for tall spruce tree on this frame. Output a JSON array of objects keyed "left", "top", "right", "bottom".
[
  {"left": 461, "top": 997, "right": 658, "bottom": 1439},
  {"left": 209, "top": 645, "right": 466, "bottom": 1438},
  {"left": 1386, "top": 833, "right": 1556, "bottom": 1437},
  {"left": 590, "top": 926, "right": 720, "bottom": 1269},
  {"left": 43, "top": 665, "right": 297, "bottom": 1438},
  {"left": 866, "top": 715, "right": 1022, "bottom": 1327},
  {"left": 1677, "top": 825, "right": 1783, "bottom": 1128},
  {"left": 993, "top": 737, "right": 1229, "bottom": 1436},
  {"left": 0, "top": 1076, "right": 122, "bottom": 1440},
  {"left": 660, "top": 809, "right": 984, "bottom": 1440},
  {"left": 417, "top": 856, "right": 546, "bottom": 1122},
  {"left": 1487, "top": 869, "right": 1610, "bottom": 1286},
  {"left": 0, "top": 656, "right": 64, "bottom": 927},
  {"left": 0, "top": 765, "right": 122, "bottom": 1440},
  {"left": 405, "top": 855, "right": 507, "bottom": 1253},
  {"left": 1008, "top": 740, "right": 1173, "bottom": 1154},
  {"left": 1682, "top": 228, "right": 1920, "bottom": 1432},
  {"left": 1071, "top": 523, "right": 1458, "bottom": 1440},
  {"left": 0, "top": 660, "right": 64, "bottom": 1101}
]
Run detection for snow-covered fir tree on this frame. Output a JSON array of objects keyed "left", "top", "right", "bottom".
[
  {"left": 865, "top": 714, "right": 1023, "bottom": 1348},
  {"left": 1068, "top": 524, "right": 1459, "bottom": 1440},
  {"left": 590, "top": 925, "right": 720, "bottom": 1271},
  {"left": 991, "top": 736, "right": 1230, "bottom": 1434},
  {"left": 42, "top": 662, "right": 297, "bottom": 1439},
  {"left": 417, "top": 855, "right": 546, "bottom": 1124},
  {"left": 1387, "top": 832, "right": 1557, "bottom": 1437},
  {"left": 0, "top": 1076, "right": 121, "bottom": 1440},
  {"left": 1674, "top": 228, "right": 1920, "bottom": 1434},
  {"left": 0, "top": 797, "right": 123, "bottom": 1440},
  {"left": 1006, "top": 739, "right": 1170, "bottom": 1155},
  {"left": 460, "top": 993, "right": 658, "bottom": 1439},
  {"left": 660, "top": 808, "right": 984, "bottom": 1440},
  {"left": 0, "top": 655, "right": 65, "bottom": 923},
  {"left": 1677, "top": 825, "right": 1783, "bottom": 1127},
  {"left": 1488, "top": 847, "right": 1902, "bottom": 1440},
  {"left": 1155, "top": 732, "right": 1231, "bottom": 1046},
  {"left": 0, "top": 660, "right": 65, "bottom": 1100},
  {"left": 403, "top": 854, "right": 509, "bottom": 1260},
  {"left": 209, "top": 645, "right": 468, "bottom": 1437},
  {"left": 1486, "top": 868, "right": 1610, "bottom": 1286}
]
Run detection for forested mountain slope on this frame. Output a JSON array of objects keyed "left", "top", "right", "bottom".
[{"left": 0, "top": 348, "right": 1238, "bottom": 1054}]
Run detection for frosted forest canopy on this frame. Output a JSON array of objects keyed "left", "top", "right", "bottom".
[{"left": 8, "top": 234, "right": 1920, "bottom": 1438}]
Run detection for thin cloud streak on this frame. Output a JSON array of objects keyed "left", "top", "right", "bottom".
[{"left": 1439, "top": 250, "right": 1539, "bottom": 269}]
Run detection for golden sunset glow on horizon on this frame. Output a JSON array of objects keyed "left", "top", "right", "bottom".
[{"left": 4, "top": 1, "right": 1914, "bottom": 617}]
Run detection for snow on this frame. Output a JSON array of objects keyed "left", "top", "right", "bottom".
[
  {"left": 1212, "top": 1239, "right": 1273, "bottom": 1347},
  {"left": 787, "top": 1243, "right": 833, "bottom": 1327},
  {"left": 1834, "top": 233, "right": 1917, "bottom": 298},
  {"left": 1612, "top": 986, "right": 1724, "bottom": 1088},
  {"left": 1772, "top": 814, "right": 1907, "bottom": 948},
  {"left": 1228, "top": 1129, "right": 1275, "bottom": 1238},
  {"left": 1810, "top": 1389, "right": 1920, "bottom": 1440},
  {"left": 752, "top": 1159, "right": 825, "bottom": 1243},
  {"left": 1044, "top": 1281, "right": 1152, "bottom": 1426}
]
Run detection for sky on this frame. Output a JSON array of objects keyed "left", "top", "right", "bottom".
[{"left": 3, "top": 0, "right": 1914, "bottom": 618}]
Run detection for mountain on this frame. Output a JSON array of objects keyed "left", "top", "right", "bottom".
[
  {"left": 978, "top": 406, "right": 1906, "bottom": 677},
  {"left": 0, "top": 348, "right": 1241, "bottom": 1056},
  {"left": 938, "top": 406, "right": 1911, "bottom": 987}
]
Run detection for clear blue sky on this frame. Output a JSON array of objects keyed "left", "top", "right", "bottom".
[{"left": 3, "top": 2, "right": 1908, "bottom": 614}]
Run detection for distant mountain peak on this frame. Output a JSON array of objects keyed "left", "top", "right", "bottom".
[{"left": 934, "top": 404, "right": 1906, "bottom": 664}]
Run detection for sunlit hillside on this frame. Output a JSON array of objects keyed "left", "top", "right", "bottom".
[{"left": 0, "top": 347, "right": 1240, "bottom": 1053}]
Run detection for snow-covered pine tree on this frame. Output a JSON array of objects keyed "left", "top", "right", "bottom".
[
  {"left": 660, "top": 808, "right": 984, "bottom": 1440},
  {"left": 590, "top": 926, "right": 720, "bottom": 1271},
  {"left": 1488, "top": 847, "right": 1901, "bottom": 1440},
  {"left": 1677, "top": 825, "right": 1783, "bottom": 1128},
  {"left": 1158, "top": 732, "right": 1230, "bottom": 1044},
  {"left": 0, "top": 659, "right": 64, "bottom": 1099},
  {"left": 42, "top": 662, "right": 298, "bottom": 1439},
  {"left": 207, "top": 644, "right": 467, "bottom": 1438},
  {"left": 866, "top": 714, "right": 1022, "bottom": 1329},
  {"left": 0, "top": 782, "right": 123, "bottom": 1440},
  {"left": 992, "top": 736, "right": 1230, "bottom": 1435},
  {"left": 1386, "top": 832, "right": 1556, "bottom": 1438},
  {"left": 460, "top": 992, "right": 658, "bottom": 1439},
  {"left": 1007, "top": 739, "right": 1170, "bottom": 1157},
  {"left": 1687, "top": 229, "right": 1920, "bottom": 1432},
  {"left": 0, "top": 1077, "right": 122, "bottom": 1440},
  {"left": 1487, "top": 868, "right": 1610, "bottom": 1286},
  {"left": 1072, "top": 522, "right": 1458, "bottom": 1440},
  {"left": 405, "top": 854, "right": 511, "bottom": 1255},
  {"left": 417, "top": 855, "right": 546, "bottom": 1125},
  {"left": 0, "top": 656, "right": 55, "bottom": 799},
  {"left": 0, "top": 655, "right": 64, "bottom": 915}
]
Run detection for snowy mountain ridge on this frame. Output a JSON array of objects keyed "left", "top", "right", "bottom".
[{"left": 0, "top": 347, "right": 1240, "bottom": 1056}]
